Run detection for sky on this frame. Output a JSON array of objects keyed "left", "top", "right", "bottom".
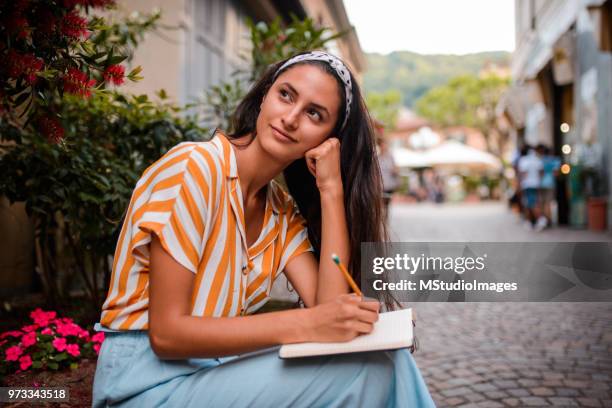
[{"left": 343, "top": 0, "right": 515, "bottom": 55}]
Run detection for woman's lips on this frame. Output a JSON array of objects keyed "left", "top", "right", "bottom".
[{"left": 270, "top": 125, "right": 297, "bottom": 143}]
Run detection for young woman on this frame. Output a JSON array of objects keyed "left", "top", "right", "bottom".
[{"left": 92, "top": 51, "right": 434, "bottom": 407}]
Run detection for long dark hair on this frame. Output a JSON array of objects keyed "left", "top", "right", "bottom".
[{"left": 228, "top": 53, "right": 399, "bottom": 311}]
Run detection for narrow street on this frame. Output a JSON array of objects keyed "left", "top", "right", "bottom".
[{"left": 391, "top": 202, "right": 612, "bottom": 407}]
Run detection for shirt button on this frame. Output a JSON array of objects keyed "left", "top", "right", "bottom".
[{"left": 242, "top": 264, "right": 248, "bottom": 275}]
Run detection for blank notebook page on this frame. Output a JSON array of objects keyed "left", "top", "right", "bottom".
[{"left": 279, "top": 308, "right": 413, "bottom": 358}]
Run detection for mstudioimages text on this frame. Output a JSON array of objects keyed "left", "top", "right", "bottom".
[
  {"left": 372, "top": 279, "right": 518, "bottom": 293},
  {"left": 372, "top": 253, "right": 487, "bottom": 275}
]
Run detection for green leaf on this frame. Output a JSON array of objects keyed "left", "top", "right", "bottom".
[
  {"left": 55, "top": 352, "right": 68, "bottom": 361},
  {"left": 48, "top": 362, "right": 59, "bottom": 370},
  {"left": 32, "top": 361, "right": 43, "bottom": 369}
]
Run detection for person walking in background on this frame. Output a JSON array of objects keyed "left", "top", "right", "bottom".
[
  {"left": 537, "top": 144, "right": 561, "bottom": 229},
  {"left": 377, "top": 136, "right": 399, "bottom": 221},
  {"left": 517, "top": 145, "right": 544, "bottom": 231}
]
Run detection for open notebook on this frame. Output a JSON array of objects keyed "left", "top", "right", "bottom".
[{"left": 279, "top": 308, "right": 414, "bottom": 359}]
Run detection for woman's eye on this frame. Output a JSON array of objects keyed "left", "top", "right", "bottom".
[
  {"left": 279, "top": 89, "right": 290, "bottom": 99},
  {"left": 308, "top": 109, "right": 321, "bottom": 120}
]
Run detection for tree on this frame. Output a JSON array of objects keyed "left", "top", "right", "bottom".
[
  {"left": 415, "top": 73, "right": 509, "bottom": 154},
  {"left": 365, "top": 90, "right": 402, "bottom": 129},
  {"left": 0, "top": 0, "right": 157, "bottom": 143}
]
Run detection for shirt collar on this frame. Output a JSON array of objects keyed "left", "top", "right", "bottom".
[
  {"left": 212, "top": 129, "right": 286, "bottom": 215},
  {"left": 211, "top": 129, "right": 238, "bottom": 179}
]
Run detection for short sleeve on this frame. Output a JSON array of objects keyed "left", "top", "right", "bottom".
[
  {"left": 278, "top": 199, "right": 314, "bottom": 273},
  {"left": 131, "top": 146, "right": 211, "bottom": 274}
]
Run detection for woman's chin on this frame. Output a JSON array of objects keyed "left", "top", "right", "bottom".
[{"left": 259, "top": 133, "right": 299, "bottom": 161}]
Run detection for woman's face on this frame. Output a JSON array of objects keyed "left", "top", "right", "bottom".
[{"left": 255, "top": 64, "right": 342, "bottom": 162}]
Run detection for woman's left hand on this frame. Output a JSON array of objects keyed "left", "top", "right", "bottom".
[{"left": 305, "top": 137, "right": 343, "bottom": 194}]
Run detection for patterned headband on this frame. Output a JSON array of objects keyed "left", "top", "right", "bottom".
[{"left": 273, "top": 51, "right": 353, "bottom": 131}]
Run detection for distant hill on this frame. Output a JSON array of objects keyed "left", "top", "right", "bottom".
[{"left": 362, "top": 50, "right": 511, "bottom": 108}]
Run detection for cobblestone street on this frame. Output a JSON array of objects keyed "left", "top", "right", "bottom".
[{"left": 390, "top": 202, "right": 612, "bottom": 407}]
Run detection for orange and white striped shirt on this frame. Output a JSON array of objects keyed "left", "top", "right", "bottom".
[{"left": 99, "top": 130, "right": 313, "bottom": 330}]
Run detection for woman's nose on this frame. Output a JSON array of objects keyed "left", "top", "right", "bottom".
[{"left": 281, "top": 107, "right": 299, "bottom": 130}]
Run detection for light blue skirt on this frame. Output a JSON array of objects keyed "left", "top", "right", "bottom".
[{"left": 92, "top": 330, "right": 435, "bottom": 407}]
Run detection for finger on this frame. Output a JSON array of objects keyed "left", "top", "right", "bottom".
[
  {"left": 354, "top": 308, "right": 379, "bottom": 324},
  {"left": 350, "top": 320, "right": 374, "bottom": 335},
  {"left": 306, "top": 157, "right": 316, "bottom": 177},
  {"left": 357, "top": 300, "right": 381, "bottom": 313}
]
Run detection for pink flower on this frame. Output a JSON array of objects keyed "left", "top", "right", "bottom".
[
  {"left": 21, "top": 332, "right": 37, "bottom": 348},
  {"left": 56, "top": 321, "right": 83, "bottom": 337},
  {"left": 30, "top": 309, "right": 57, "bottom": 327},
  {"left": 22, "top": 324, "right": 38, "bottom": 333},
  {"left": 93, "top": 343, "right": 101, "bottom": 354},
  {"left": 91, "top": 332, "right": 105, "bottom": 343},
  {"left": 0, "top": 330, "right": 23, "bottom": 339},
  {"left": 52, "top": 337, "right": 67, "bottom": 352},
  {"left": 103, "top": 65, "right": 125, "bottom": 86},
  {"left": 41, "top": 328, "right": 53, "bottom": 335},
  {"left": 6, "top": 346, "right": 23, "bottom": 361},
  {"left": 66, "top": 343, "right": 80, "bottom": 357},
  {"left": 19, "top": 355, "right": 32, "bottom": 371}
]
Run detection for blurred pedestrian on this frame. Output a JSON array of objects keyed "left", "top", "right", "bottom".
[
  {"left": 378, "top": 137, "right": 399, "bottom": 221},
  {"left": 537, "top": 144, "right": 561, "bottom": 228},
  {"left": 517, "top": 145, "right": 544, "bottom": 230}
]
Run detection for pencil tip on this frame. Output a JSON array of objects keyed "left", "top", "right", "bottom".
[{"left": 331, "top": 253, "right": 340, "bottom": 264}]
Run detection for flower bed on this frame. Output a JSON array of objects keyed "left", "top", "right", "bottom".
[{"left": 1, "top": 309, "right": 104, "bottom": 376}]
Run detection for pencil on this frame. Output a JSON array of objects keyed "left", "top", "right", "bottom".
[{"left": 331, "top": 253, "right": 363, "bottom": 297}]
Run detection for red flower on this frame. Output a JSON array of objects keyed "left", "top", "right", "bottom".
[
  {"left": 38, "top": 115, "right": 65, "bottom": 144},
  {"left": 63, "top": 68, "right": 96, "bottom": 98},
  {"left": 6, "top": 345, "right": 23, "bottom": 361},
  {"left": 22, "top": 324, "right": 38, "bottom": 333},
  {"left": 0, "top": 330, "right": 23, "bottom": 339},
  {"left": 93, "top": 343, "right": 101, "bottom": 354},
  {"left": 19, "top": 355, "right": 32, "bottom": 371},
  {"left": 21, "top": 332, "right": 37, "bottom": 348},
  {"left": 61, "top": 11, "right": 90, "bottom": 40},
  {"left": 52, "top": 337, "right": 67, "bottom": 352},
  {"left": 103, "top": 65, "right": 125, "bottom": 86},
  {"left": 41, "top": 328, "right": 53, "bottom": 335},
  {"left": 91, "top": 332, "right": 105, "bottom": 343},
  {"left": 6, "top": 51, "right": 44, "bottom": 84},
  {"left": 30, "top": 308, "right": 57, "bottom": 327},
  {"left": 66, "top": 343, "right": 80, "bottom": 357}
]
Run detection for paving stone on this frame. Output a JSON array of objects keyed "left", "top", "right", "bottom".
[
  {"left": 547, "top": 397, "right": 579, "bottom": 406},
  {"left": 492, "top": 380, "right": 518, "bottom": 389},
  {"left": 520, "top": 396, "right": 550, "bottom": 406},
  {"left": 471, "top": 383, "right": 497, "bottom": 393},
  {"left": 500, "top": 398, "right": 520, "bottom": 407},
  {"left": 576, "top": 398, "right": 603, "bottom": 407},
  {"left": 441, "top": 387, "right": 473, "bottom": 398},
  {"left": 506, "top": 388, "right": 531, "bottom": 398},
  {"left": 392, "top": 203, "right": 612, "bottom": 408},
  {"left": 463, "top": 393, "right": 486, "bottom": 403},
  {"left": 483, "top": 390, "right": 508, "bottom": 399},
  {"left": 474, "top": 401, "right": 504, "bottom": 408},
  {"left": 556, "top": 388, "right": 581, "bottom": 397},
  {"left": 530, "top": 387, "right": 555, "bottom": 397},
  {"left": 445, "top": 397, "right": 467, "bottom": 406}
]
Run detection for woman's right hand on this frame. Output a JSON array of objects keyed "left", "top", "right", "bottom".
[{"left": 303, "top": 294, "right": 380, "bottom": 343}]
